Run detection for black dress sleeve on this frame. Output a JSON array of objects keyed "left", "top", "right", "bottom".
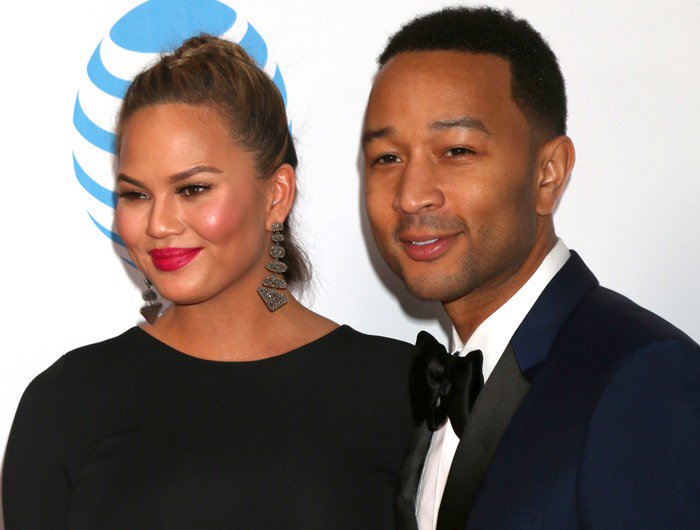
[{"left": 3, "top": 356, "right": 74, "bottom": 529}]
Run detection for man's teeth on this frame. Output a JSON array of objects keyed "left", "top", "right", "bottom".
[{"left": 412, "top": 238, "right": 439, "bottom": 246}]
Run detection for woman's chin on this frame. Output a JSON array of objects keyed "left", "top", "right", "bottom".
[{"left": 154, "top": 287, "right": 209, "bottom": 307}]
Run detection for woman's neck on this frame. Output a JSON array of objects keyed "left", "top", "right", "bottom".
[{"left": 143, "top": 283, "right": 337, "bottom": 361}]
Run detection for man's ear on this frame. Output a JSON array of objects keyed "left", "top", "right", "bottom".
[
  {"left": 535, "top": 135, "right": 575, "bottom": 216},
  {"left": 266, "top": 164, "right": 296, "bottom": 229}
]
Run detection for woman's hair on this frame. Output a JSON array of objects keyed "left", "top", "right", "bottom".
[{"left": 116, "top": 34, "right": 309, "bottom": 286}]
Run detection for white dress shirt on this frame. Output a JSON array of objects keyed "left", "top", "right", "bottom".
[{"left": 415, "top": 239, "right": 571, "bottom": 530}]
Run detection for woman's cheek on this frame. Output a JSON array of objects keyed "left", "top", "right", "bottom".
[
  {"left": 193, "top": 194, "right": 258, "bottom": 243},
  {"left": 115, "top": 206, "right": 141, "bottom": 249}
]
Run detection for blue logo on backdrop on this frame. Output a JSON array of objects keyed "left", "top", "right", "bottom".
[{"left": 72, "top": 0, "right": 288, "bottom": 266}]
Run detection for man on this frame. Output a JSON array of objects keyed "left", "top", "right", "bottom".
[{"left": 362, "top": 6, "right": 700, "bottom": 530}]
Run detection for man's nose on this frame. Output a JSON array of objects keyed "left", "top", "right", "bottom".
[{"left": 392, "top": 157, "right": 445, "bottom": 214}]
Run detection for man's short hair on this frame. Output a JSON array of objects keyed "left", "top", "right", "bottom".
[{"left": 379, "top": 7, "right": 567, "bottom": 139}]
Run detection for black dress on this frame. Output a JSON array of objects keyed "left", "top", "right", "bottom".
[{"left": 3, "top": 325, "right": 413, "bottom": 529}]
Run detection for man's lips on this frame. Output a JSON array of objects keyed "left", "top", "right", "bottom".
[
  {"left": 148, "top": 247, "right": 203, "bottom": 271},
  {"left": 399, "top": 234, "right": 458, "bottom": 261}
]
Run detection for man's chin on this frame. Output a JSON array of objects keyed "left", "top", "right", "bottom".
[{"left": 402, "top": 275, "right": 464, "bottom": 303}]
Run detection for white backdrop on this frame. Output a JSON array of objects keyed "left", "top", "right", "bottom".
[{"left": 1, "top": 0, "right": 699, "bottom": 518}]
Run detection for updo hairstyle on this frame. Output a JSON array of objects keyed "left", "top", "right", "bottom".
[{"left": 116, "top": 34, "right": 309, "bottom": 286}]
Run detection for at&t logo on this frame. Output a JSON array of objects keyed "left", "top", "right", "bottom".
[{"left": 72, "top": 0, "right": 288, "bottom": 266}]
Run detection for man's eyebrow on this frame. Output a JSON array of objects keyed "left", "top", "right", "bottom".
[
  {"left": 116, "top": 165, "right": 223, "bottom": 187},
  {"left": 430, "top": 116, "right": 490, "bottom": 135},
  {"left": 362, "top": 117, "right": 489, "bottom": 145},
  {"left": 362, "top": 126, "right": 394, "bottom": 145}
]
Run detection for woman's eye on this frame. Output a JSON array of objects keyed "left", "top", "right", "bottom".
[
  {"left": 117, "top": 190, "right": 148, "bottom": 201},
  {"left": 445, "top": 147, "right": 474, "bottom": 157},
  {"left": 177, "top": 183, "right": 211, "bottom": 197},
  {"left": 373, "top": 154, "right": 402, "bottom": 165}
]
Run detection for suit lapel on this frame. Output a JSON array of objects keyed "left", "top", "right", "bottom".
[
  {"left": 436, "top": 344, "right": 531, "bottom": 530},
  {"left": 435, "top": 251, "right": 599, "bottom": 529},
  {"left": 433, "top": 252, "right": 598, "bottom": 529},
  {"left": 394, "top": 421, "right": 433, "bottom": 530},
  {"left": 394, "top": 252, "right": 600, "bottom": 530},
  {"left": 511, "top": 250, "right": 599, "bottom": 377}
]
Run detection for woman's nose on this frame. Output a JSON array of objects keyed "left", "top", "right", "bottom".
[{"left": 145, "top": 196, "right": 185, "bottom": 239}]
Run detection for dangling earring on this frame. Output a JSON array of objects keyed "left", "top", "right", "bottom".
[
  {"left": 140, "top": 278, "right": 163, "bottom": 324},
  {"left": 257, "top": 221, "right": 289, "bottom": 312}
]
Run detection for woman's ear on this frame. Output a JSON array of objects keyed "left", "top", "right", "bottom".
[
  {"left": 535, "top": 135, "right": 576, "bottom": 216},
  {"left": 266, "top": 164, "right": 296, "bottom": 229}
]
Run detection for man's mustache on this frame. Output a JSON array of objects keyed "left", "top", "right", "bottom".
[{"left": 393, "top": 214, "right": 465, "bottom": 241}]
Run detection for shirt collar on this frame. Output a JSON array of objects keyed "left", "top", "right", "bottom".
[{"left": 451, "top": 239, "right": 571, "bottom": 381}]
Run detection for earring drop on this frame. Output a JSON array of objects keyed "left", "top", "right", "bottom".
[
  {"left": 258, "top": 222, "right": 289, "bottom": 312},
  {"left": 140, "top": 278, "right": 163, "bottom": 324}
]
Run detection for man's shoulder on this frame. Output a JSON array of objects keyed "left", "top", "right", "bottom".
[
  {"left": 573, "top": 288, "right": 700, "bottom": 526},
  {"left": 567, "top": 283, "right": 697, "bottom": 352},
  {"left": 579, "top": 284, "right": 699, "bottom": 390},
  {"left": 540, "top": 282, "right": 699, "bottom": 399}
]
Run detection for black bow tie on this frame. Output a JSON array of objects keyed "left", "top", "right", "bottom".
[{"left": 410, "top": 331, "right": 484, "bottom": 436}]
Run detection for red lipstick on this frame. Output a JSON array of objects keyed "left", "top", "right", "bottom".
[
  {"left": 149, "top": 247, "right": 203, "bottom": 271},
  {"left": 400, "top": 234, "right": 457, "bottom": 261}
]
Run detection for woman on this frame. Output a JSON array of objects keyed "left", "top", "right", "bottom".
[{"left": 3, "top": 35, "right": 412, "bottom": 529}]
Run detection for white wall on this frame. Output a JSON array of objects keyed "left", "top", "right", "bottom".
[{"left": 1, "top": 1, "right": 698, "bottom": 514}]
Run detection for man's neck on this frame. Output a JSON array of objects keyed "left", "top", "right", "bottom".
[{"left": 444, "top": 232, "right": 558, "bottom": 343}]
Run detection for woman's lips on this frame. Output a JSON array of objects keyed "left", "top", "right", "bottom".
[
  {"left": 400, "top": 235, "right": 457, "bottom": 261},
  {"left": 148, "top": 247, "right": 203, "bottom": 271}
]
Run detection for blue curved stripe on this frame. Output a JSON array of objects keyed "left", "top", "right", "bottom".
[
  {"left": 110, "top": 0, "right": 236, "bottom": 53},
  {"left": 87, "top": 42, "right": 130, "bottom": 99},
  {"left": 272, "top": 65, "right": 287, "bottom": 107},
  {"left": 73, "top": 152, "right": 117, "bottom": 208},
  {"left": 73, "top": 94, "right": 117, "bottom": 154},
  {"left": 88, "top": 211, "right": 125, "bottom": 247},
  {"left": 239, "top": 23, "right": 268, "bottom": 67},
  {"left": 120, "top": 256, "right": 137, "bottom": 269}
]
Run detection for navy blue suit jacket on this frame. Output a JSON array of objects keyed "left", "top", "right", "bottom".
[{"left": 466, "top": 251, "right": 700, "bottom": 528}]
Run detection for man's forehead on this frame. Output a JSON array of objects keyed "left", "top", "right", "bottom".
[
  {"left": 375, "top": 50, "right": 512, "bottom": 85},
  {"left": 368, "top": 51, "right": 513, "bottom": 113},
  {"left": 365, "top": 51, "right": 513, "bottom": 130}
]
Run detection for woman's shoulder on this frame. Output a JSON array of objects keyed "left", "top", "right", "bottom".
[
  {"left": 336, "top": 325, "right": 412, "bottom": 350},
  {"left": 10, "top": 330, "right": 134, "bottom": 430},
  {"left": 15, "top": 328, "right": 155, "bottom": 421},
  {"left": 61, "top": 327, "right": 168, "bottom": 386},
  {"left": 17, "top": 328, "right": 151, "bottom": 399},
  {"left": 319, "top": 326, "right": 413, "bottom": 425},
  {"left": 61, "top": 326, "right": 144, "bottom": 364},
  {"left": 326, "top": 325, "right": 414, "bottom": 367}
]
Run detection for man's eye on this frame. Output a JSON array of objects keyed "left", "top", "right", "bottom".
[
  {"left": 374, "top": 154, "right": 402, "bottom": 165},
  {"left": 117, "top": 191, "right": 148, "bottom": 201},
  {"left": 176, "top": 183, "right": 212, "bottom": 197},
  {"left": 445, "top": 147, "right": 474, "bottom": 157}
]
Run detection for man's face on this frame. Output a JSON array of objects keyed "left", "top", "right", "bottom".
[{"left": 363, "top": 51, "right": 542, "bottom": 303}]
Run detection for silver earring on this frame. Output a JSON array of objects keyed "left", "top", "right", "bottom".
[
  {"left": 140, "top": 278, "right": 163, "bottom": 324},
  {"left": 258, "top": 222, "right": 289, "bottom": 312}
]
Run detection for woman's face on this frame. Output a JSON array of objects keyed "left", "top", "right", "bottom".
[{"left": 116, "top": 103, "right": 272, "bottom": 305}]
